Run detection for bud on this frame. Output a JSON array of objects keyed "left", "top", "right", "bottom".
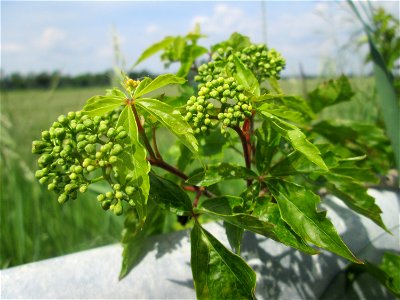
[{"left": 58, "top": 193, "right": 68, "bottom": 204}]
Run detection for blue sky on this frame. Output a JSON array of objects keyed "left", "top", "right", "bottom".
[{"left": 1, "top": 1, "right": 399, "bottom": 76}]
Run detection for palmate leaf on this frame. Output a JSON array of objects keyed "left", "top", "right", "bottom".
[
  {"left": 255, "top": 94, "right": 315, "bottom": 120},
  {"left": 149, "top": 173, "right": 193, "bottom": 216},
  {"left": 133, "top": 36, "right": 175, "bottom": 67},
  {"left": 136, "top": 97, "right": 198, "bottom": 153},
  {"left": 196, "top": 196, "right": 317, "bottom": 255},
  {"left": 119, "top": 201, "right": 165, "bottom": 279},
  {"left": 116, "top": 105, "right": 151, "bottom": 224},
  {"left": 195, "top": 196, "right": 275, "bottom": 237},
  {"left": 324, "top": 173, "right": 389, "bottom": 232},
  {"left": 177, "top": 44, "right": 208, "bottom": 77},
  {"left": 252, "top": 197, "right": 319, "bottom": 255},
  {"left": 134, "top": 74, "right": 186, "bottom": 98},
  {"left": 83, "top": 95, "right": 124, "bottom": 116},
  {"left": 307, "top": 75, "right": 354, "bottom": 113},
  {"left": 224, "top": 222, "right": 244, "bottom": 254},
  {"left": 259, "top": 111, "right": 328, "bottom": 171},
  {"left": 257, "top": 102, "right": 306, "bottom": 123},
  {"left": 347, "top": 252, "right": 400, "bottom": 298},
  {"left": 268, "top": 179, "right": 362, "bottom": 263},
  {"left": 187, "top": 163, "right": 258, "bottom": 187},
  {"left": 191, "top": 222, "right": 256, "bottom": 300}
]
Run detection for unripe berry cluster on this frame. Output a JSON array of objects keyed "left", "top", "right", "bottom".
[
  {"left": 32, "top": 110, "right": 135, "bottom": 215},
  {"left": 185, "top": 76, "right": 253, "bottom": 135}
]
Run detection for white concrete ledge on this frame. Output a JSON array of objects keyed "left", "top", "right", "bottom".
[{"left": 1, "top": 189, "right": 399, "bottom": 299}]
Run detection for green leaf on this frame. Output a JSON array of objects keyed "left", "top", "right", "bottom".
[
  {"left": 211, "top": 32, "right": 251, "bottom": 52},
  {"left": 268, "top": 179, "right": 361, "bottom": 263},
  {"left": 255, "top": 122, "right": 281, "bottom": 173},
  {"left": 136, "top": 97, "right": 198, "bottom": 153},
  {"left": 224, "top": 222, "right": 244, "bottom": 254},
  {"left": 259, "top": 111, "right": 328, "bottom": 171},
  {"left": 346, "top": 252, "right": 400, "bottom": 298},
  {"left": 149, "top": 173, "right": 193, "bottom": 216},
  {"left": 307, "top": 75, "right": 354, "bottom": 113},
  {"left": 379, "top": 253, "right": 400, "bottom": 296},
  {"left": 191, "top": 222, "right": 256, "bottom": 300},
  {"left": 116, "top": 105, "right": 151, "bottom": 224},
  {"left": 255, "top": 94, "right": 315, "bottom": 120},
  {"left": 177, "top": 45, "right": 208, "bottom": 77},
  {"left": 267, "top": 77, "right": 283, "bottom": 94},
  {"left": 195, "top": 196, "right": 275, "bottom": 238},
  {"left": 133, "top": 77, "right": 152, "bottom": 97},
  {"left": 83, "top": 95, "right": 124, "bottom": 116},
  {"left": 170, "top": 36, "right": 186, "bottom": 61},
  {"left": 233, "top": 56, "right": 260, "bottom": 96},
  {"left": 258, "top": 102, "right": 306, "bottom": 123},
  {"left": 134, "top": 74, "right": 186, "bottom": 98},
  {"left": 187, "top": 163, "right": 258, "bottom": 187},
  {"left": 119, "top": 202, "right": 165, "bottom": 279},
  {"left": 324, "top": 173, "right": 389, "bottom": 232},
  {"left": 348, "top": 0, "right": 400, "bottom": 170},
  {"left": 134, "top": 36, "right": 175, "bottom": 67},
  {"left": 251, "top": 197, "right": 319, "bottom": 255}
]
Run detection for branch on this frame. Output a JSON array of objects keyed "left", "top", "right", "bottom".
[
  {"left": 232, "top": 125, "right": 251, "bottom": 170},
  {"left": 152, "top": 126, "right": 163, "bottom": 160}
]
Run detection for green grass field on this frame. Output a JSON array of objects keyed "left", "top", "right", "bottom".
[{"left": 0, "top": 77, "right": 379, "bottom": 269}]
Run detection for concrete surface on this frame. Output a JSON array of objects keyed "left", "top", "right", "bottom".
[{"left": 1, "top": 189, "right": 399, "bottom": 299}]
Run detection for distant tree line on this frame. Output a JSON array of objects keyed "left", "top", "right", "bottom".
[{"left": 0, "top": 70, "right": 157, "bottom": 90}]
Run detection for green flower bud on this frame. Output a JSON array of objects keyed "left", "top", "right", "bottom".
[
  {"left": 48, "top": 183, "right": 56, "bottom": 191},
  {"left": 41, "top": 131, "right": 51, "bottom": 141},
  {"left": 116, "top": 131, "right": 127, "bottom": 139},
  {"left": 223, "top": 90, "right": 231, "bottom": 97},
  {"left": 107, "top": 128, "right": 115, "bottom": 138},
  {"left": 83, "top": 119, "right": 93, "bottom": 128},
  {"left": 64, "top": 183, "right": 77, "bottom": 193},
  {"left": 125, "top": 186, "right": 135, "bottom": 195},
  {"left": 210, "top": 90, "right": 218, "bottom": 98},
  {"left": 54, "top": 128, "right": 66, "bottom": 139},
  {"left": 105, "top": 191, "right": 113, "bottom": 198},
  {"left": 115, "top": 191, "right": 123, "bottom": 199},
  {"left": 38, "top": 154, "right": 52, "bottom": 167},
  {"left": 58, "top": 194, "right": 68, "bottom": 204},
  {"left": 39, "top": 176, "right": 48, "bottom": 184},
  {"left": 86, "top": 165, "right": 95, "bottom": 172},
  {"left": 79, "top": 184, "right": 88, "bottom": 193},
  {"left": 101, "top": 200, "right": 111, "bottom": 210},
  {"left": 85, "top": 144, "right": 96, "bottom": 154},
  {"left": 223, "top": 118, "right": 231, "bottom": 126},
  {"left": 97, "top": 194, "right": 106, "bottom": 202},
  {"left": 32, "top": 141, "right": 48, "bottom": 154},
  {"left": 75, "top": 124, "right": 85, "bottom": 133},
  {"left": 113, "top": 201, "right": 123, "bottom": 216},
  {"left": 82, "top": 158, "right": 91, "bottom": 168},
  {"left": 109, "top": 156, "right": 118, "bottom": 164},
  {"left": 67, "top": 111, "right": 76, "bottom": 119}
]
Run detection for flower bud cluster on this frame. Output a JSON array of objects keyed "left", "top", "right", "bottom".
[
  {"left": 195, "top": 44, "right": 285, "bottom": 84},
  {"left": 239, "top": 45, "right": 285, "bottom": 80},
  {"left": 32, "top": 110, "right": 134, "bottom": 215},
  {"left": 185, "top": 76, "right": 253, "bottom": 135}
]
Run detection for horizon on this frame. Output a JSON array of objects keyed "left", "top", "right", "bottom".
[{"left": 2, "top": 1, "right": 399, "bottom": 77}]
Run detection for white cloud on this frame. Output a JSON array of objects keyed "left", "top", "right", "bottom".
[
  {"left": 37, "top": 27, "right": 66, "bottom": 50},
  {"left": 1, "top": 43, "right": 24, "bottom": 54},
  {"left": 191, "top": 4, "right": 261, "bottom": 42},
  {"left": 145, "top": 25, "right": 159, "bottom": 34}
]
